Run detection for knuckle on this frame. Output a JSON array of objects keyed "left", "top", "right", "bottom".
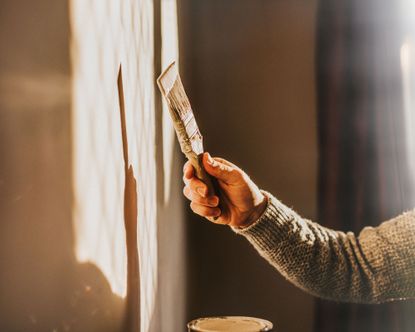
[
  {"left": 188, "top": 178, "right": 196, "bottom": 187},
  {"left": 218, "top": 163, "right": 227, "bottom": 172},
  {"left": 183, "top": 160, "right": 191, "bottom": 171},
  {"left": 232, "top": 167, "right": 243, "bottom": 178},
  {"left": 190, "top": 202, "right": 197, "bottom": 212},
  {"left": 183, "top": 186, "right": 190, "bottom": 199},
  {"left": 189, "top": 179, "right": 201, "bottom": 192}
]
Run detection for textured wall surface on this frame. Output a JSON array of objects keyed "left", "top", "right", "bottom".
[
  {"left": 0, "top": 0, "right": 185, "bottom": 331},
  {"left": 71, "top": 2, "right": 159, "bottom": 331}
]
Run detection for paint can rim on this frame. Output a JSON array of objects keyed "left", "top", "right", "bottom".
[{"left": 187, "top": 316, "right": 273, "bottom": 332}]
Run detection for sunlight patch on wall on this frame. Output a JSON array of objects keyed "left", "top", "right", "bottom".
[
  {"left": 70, "top": 1, "right": 158, "bottom": 331},
  {"left": 161, "top": 0, "right": 179, "bottom": 204}
]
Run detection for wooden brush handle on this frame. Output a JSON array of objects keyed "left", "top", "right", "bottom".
[{"left": 187, "top": 153, "right": 216, "bottom": 196}]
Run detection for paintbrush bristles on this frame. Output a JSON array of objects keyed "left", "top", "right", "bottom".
[
  {"left": 157, "top": 61, "right": 216, "bottom": 196},
  {"left": 164, "top": 71, "right": 204, "bottom": 155},
  {"left": 167, "top": 77, "right": 192, "bottom": 118},
  {"left": 157, "top": 61, "right": 178, "bottom": 95}
]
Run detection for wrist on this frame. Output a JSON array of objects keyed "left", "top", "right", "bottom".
[{"left": 239, "top": 194, "right": 268, "bottom": 228}]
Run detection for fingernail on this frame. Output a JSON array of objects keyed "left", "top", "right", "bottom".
[
  {"left": 207, "top": 154, "right": 217, "bottom": 167},
  {"left": 197, "top": 187, "right": 207, "bottom": 197},
  {"left": 213, "top": 210, "right": 221, "bottom": 220},
  {"left": 208, "top": 197, "right": 218, "bottom": 206}
]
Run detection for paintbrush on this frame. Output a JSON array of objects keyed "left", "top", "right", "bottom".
[{"left": 157, "top": 61, "right": 216, "bottom": 197}]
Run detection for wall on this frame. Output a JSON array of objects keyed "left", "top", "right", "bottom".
[
  {"left": 178, "top": 1, "right": 318, "bottom": 331},
  {"left": 0, "top": 0, "right": 186, "bottom": 331}
]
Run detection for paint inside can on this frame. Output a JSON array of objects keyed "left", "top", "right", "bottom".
[{"left": 187, "top": 316, "right": 273, "bottom": 332}]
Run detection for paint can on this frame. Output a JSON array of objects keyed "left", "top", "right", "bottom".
[{"left": 187, "top": 316, "right": 273, "bottom": 332}]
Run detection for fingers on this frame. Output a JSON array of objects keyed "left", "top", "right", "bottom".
[
  {"left": 182, "top": 162, "right": 209, "bottom": 197},
  {"left": 183, "top": 186, "right": 219, "bottom": 207},
  {"left": 202, "top": 153, "right": 242, "bottom": 185},
  {"left": 210, "top": 156, "right": 238, "bottom": 168},
  {"left": 183, "top": 161, "right": 194, "bottom": 180},
  {"left": 183, "top": 160, "right": 222, "bottom": 221},
  {"left": 183, "top": 157, "right": 229, "bottom": 224},
  {"left": 190, "top": 201, "right": 221, "bottom": 219}
]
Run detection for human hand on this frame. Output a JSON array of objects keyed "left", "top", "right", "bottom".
[{"left": 183, "top": 153, "right": 267, "bottom": 228}]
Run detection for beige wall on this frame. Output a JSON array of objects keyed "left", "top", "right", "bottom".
[
  {"left": 179, "top": 1, "right": 318, "bottom": 331},
  {"left": 0, "top": 0, "right": 317, "bottom": 330},
  {"left": 0, "top": 1, "right": 186, "bottom": 331}
]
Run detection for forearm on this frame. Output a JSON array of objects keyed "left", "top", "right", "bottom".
[{"left": 233, "top": 191, "right": 415, "bottom": 303}]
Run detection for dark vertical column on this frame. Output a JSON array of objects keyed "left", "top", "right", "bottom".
[{"left": 316, "top": 0, "right": 415, "bottom": 331}]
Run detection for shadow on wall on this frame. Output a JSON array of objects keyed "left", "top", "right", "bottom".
[
  {"left": 0, "top": 0, "right": 130, "bottom": 329},
  {"left": 0, "top": 69, "right": 148, "bottom": 332},
  {"left": 0, "top": 74, "right": 125, "bottom": 332},
  {"left": 0, "top": 66, "right": 174, "bottom": 332},
  {"left": 118, "top": 67, "right": 141, "bottom": 332},
  {"left": 0, "top": 0, "right": 187, "bottom": 330}
]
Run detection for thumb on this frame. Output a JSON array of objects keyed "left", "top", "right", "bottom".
[{"left": 202, "top": 153, "right": 241, "bottom": 185}]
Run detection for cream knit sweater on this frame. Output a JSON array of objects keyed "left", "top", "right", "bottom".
[{"left": 233, "top": 191, "right": 415, "bottom": 304}]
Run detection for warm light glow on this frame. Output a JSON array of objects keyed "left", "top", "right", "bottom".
[
  {"left": 161, "top": 0, "right": 179, "bottom": 204},
  {"left": 400, "top": 39, "right": 415, "bottom": 175},
  {"left": 401, "top": 43, "right": 411, "bottom": 73},
  {"left": 70, "top": 1, "right": 162, "bottom": 331}
]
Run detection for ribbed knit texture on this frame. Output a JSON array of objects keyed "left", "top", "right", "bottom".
[{"left": 233, "top": 191, "right": 415, "bottom": 304}]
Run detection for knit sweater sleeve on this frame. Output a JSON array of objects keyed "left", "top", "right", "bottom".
[{"left": 233, "top": 191, "right": 415, "bottom": 304}]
